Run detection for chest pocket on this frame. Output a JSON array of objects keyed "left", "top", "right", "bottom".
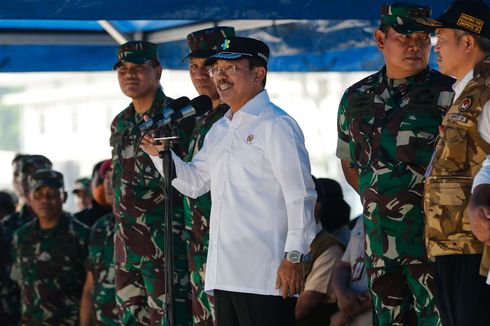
[
  {"left": 396, "top": 112, "right": 440, "bottom": 167},
  {"left": 432, "top": 125, "right": 469, "bottom": 172},
  {"left": 229, "top": 131, "right": 265, "bottom": 183},
  {"left": 395, "top": 90, "right": 442, "bottom": 167},
  {"left": 347, "top": 93, "right": 376, "bottom": 166}
]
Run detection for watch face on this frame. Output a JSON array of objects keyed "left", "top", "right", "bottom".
[{"left": 287, "top": 251, "right": 302, "bottom": 264}]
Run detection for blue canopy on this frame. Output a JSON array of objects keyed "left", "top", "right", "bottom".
[{"left": 0, "top": 0, "right": 467, "bottom": 72}]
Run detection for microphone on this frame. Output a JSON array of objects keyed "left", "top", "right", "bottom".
[
  {"left": 138, "top": 96, "right": 190, "bottom": 131},
  {"left": 154, "top": 95, "right": 212, "bottom": 128}
]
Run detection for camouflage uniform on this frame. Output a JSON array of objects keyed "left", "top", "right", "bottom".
[
  {"left": 1, "top": 204, "right": 36, "bottom": 232},
  {"left": 11, "top": 213, "right": 90, "bottom": 325},
  {"left": 0, "top": 224, "right": 19, "bottom": 325},
  {"left": 2, "top": 155, "right": 52, "bottom": 232},
  {"left": 183, "top": 103, "right": 228, "bottom": 325},
  {"left": 337, "top": 66, "right": 454, "bottom": 325},
  {"left": 110, "top": 87, "right": 193, "bottom": 325},
  {"left": 86, "top": 212, "right": 120, "bottom": 325}
]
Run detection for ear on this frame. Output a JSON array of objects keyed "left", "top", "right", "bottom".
[
  {"left": 375, "top": 29, "right": 387, "bottom": 51},
  {"left": 254, "top": 66, "right": 266, "bottom": 84},
  {"left": 155, "top": 65, "right": 163, "bottom": 81},
  {"left": 465, "top": 34, "right": 477, "bottom": 52},
  {"left": 62, "top": 191, "right": 68, "bottom": 204}
]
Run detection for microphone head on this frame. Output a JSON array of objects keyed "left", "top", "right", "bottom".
[
  {"left": 167, "top": 96, "right": 190, "bottom": 110},
  {"left": 190, "top": 95, "right": 213, "bottom": 116}
]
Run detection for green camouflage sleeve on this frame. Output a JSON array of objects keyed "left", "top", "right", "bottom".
[
  {"left": 10, "top": 232, "right": 20, "bottom": 283},
  {"left": 336, "top": 90, "right": 352, "bottom": 161}
]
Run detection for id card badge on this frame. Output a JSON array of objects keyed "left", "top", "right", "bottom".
[{"left": 351, "top": 257, "right": 365, "bottom": 281}]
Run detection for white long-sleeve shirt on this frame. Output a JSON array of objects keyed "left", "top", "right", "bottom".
[{"left": 152, "top": 90, "right": 317, "bottom": 295}]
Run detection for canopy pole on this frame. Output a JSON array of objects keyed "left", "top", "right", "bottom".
[{"left": 97, "top": 20, "right": 129, "bottom": 44}]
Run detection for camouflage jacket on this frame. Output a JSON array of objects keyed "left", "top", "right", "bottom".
[
  {"left": 337, "top": 66, "right": 454, "bottom": 268},
  {"left": 87, "top": 212, "right": 119, "bottom": 325},
  {"left": 11, "top": 214, "right": 90, "bottom": 325},
  {"left": 425, "top": 57, "right": 490, "bottom": 258},
  {"left": 0, "top": 224, "right": 19, "bottom": 325},
  {"left": 110, "top": 87, "right": 193, "bottom": 267},
  {"left": 1, "top": 204, "right": 36, "bottom": 232}
]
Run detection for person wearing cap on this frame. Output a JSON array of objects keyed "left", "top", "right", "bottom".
[
  {"left": 74, "top": 161, "right": 112, "bottom": 227},
  {"left": 10, "top": 169, "right": 90, "bottom": 325},
  {"left": 141, "top": 36, "right": 317, "bottom": 326},
  {"left": 423, "top": 0, "right": 490, "bottom": 324},
  {"left": 183, "top": 26, "right": 235, "bottom": 326},
  {"left": 110, "top": 41, "right": 192, "bottom": 325},
  {"left": 80, "top": 159, "right": 120, "bottom": 326},
  {"left": 72, "top": 177, "right": 93, "bottom": 212},
  {"left": 295, "top": 177, "right": 345, "bottom": 326},
  {"left": 2, "top": 154, "right": 53, "bottom": 232},
  {"left": 336, "top": 2, "right": 455, "bottom": 325}
]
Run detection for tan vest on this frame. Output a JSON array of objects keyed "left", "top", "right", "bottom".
[{"left": 424, "top": 58, "right": 490, "bottom": 268}]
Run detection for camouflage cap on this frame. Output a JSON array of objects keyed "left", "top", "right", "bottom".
[
  {"left": 381, "top": 2, "right": 442, "bottom": 34},
  {"left": 28, "top": 169, "right": 64, "bottom": 193},
  {"left": 436, "top": 0, "right": 490, "bottom": 40},
  {"left": 113, "top": 41, "right": 160, "bottom": 70},
  {"left": 72, "top": 177, "right": 91, "bottom": 194},
  {"left": 19, "top": 154, "right": 52, "bottom": 173},
  {"left": 185, "top": 26, "right": 236, "bottom": 61}
]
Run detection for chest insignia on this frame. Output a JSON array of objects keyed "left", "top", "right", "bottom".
[
  {"left": 459, "top": 96, "right": 472, "bottom": 112},
  {"left": 448, "top": 113, "right": 468, "bottom": 123},
  {"left": 246, "top": 134, "right": 254, "bottom": 144}
]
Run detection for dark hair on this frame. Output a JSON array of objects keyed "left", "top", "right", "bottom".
[
  {"left": 248, "top": 57, "right": 267, "bottom": 87},
  {"left": 313, "top": 177, "right": 350, "bottom": 232},
  {"left": 11, "top": 153, "right": 28, "bottom": 165}
]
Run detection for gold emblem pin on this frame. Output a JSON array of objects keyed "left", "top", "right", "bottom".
[{"left": 246, "top": 135, "right": 254, "bottom": 144}]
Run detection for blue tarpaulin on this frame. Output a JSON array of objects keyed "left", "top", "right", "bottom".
[{"left": 0, "top": 0, "right": 477, "bottom": 72}]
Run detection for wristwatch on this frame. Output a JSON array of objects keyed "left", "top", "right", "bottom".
[{"left": 284, "top": 251, "right": 303, "bottom": 264}]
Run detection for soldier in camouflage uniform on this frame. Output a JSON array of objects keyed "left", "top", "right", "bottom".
[
  {"left": 80, "top": 159, "right": 120, "bottom": 325},
  {"left": 0, "top": 224, "right": 19, "bottom": 325},
  {"left": 336, "top": 3, "right": 454, "bottom": 325},
  {"left": 424, "top": 1, "right": 490, "bottom": 325},
  {"left": 2, "top": 154, "right": 52, "bottom": 232},
  {"left": 110, "top": 41, "right": 192, "bottom": 325},
  {"left": 183, "top": 26, "right": 235, "bottom": 325},
  {"left": 11, "top": 169, "right": 90, "bottom": 325}
]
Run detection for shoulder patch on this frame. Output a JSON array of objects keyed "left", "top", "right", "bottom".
[{"left": 459, "top": 96, "right": 473, "bottom": 112}]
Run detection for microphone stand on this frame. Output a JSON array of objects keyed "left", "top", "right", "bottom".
[{"left": 155, "top": 128, "right": 179, "bottom": 326}]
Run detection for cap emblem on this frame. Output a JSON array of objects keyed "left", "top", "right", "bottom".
[{"left": 221, "top": 39, "right": 231, "bottom": 50}]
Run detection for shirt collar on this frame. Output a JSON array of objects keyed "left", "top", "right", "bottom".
[
  {"left": 452, "top": 69, "right": 474, "bottom": 101},
  {"left": 225, "top": 89, "right": 270, "bottom": 121}
]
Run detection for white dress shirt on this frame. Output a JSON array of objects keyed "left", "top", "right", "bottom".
[{"left": 151, "top": 90, "right": 317, "bottom": 295}]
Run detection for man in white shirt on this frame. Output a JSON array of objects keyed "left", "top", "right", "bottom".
[
  {"left": 141, "top": 36, "right": 317, "bottom": 326},
  {"left": 469, "top": 154, "right": 490, "bottom": 285},
  {"left": 424, "top": 1, "right": 490, "bottom": 325}
]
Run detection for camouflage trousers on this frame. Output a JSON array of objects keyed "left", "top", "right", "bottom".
[
  {"left": 367, "top": 263, "right": 441, "bottom": 326},
  {"left": 115, "top": 260, "right": 192, "bottom": 326},
  {"left": 189, "top": 257, "right": 215, "bottom": 326}
]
